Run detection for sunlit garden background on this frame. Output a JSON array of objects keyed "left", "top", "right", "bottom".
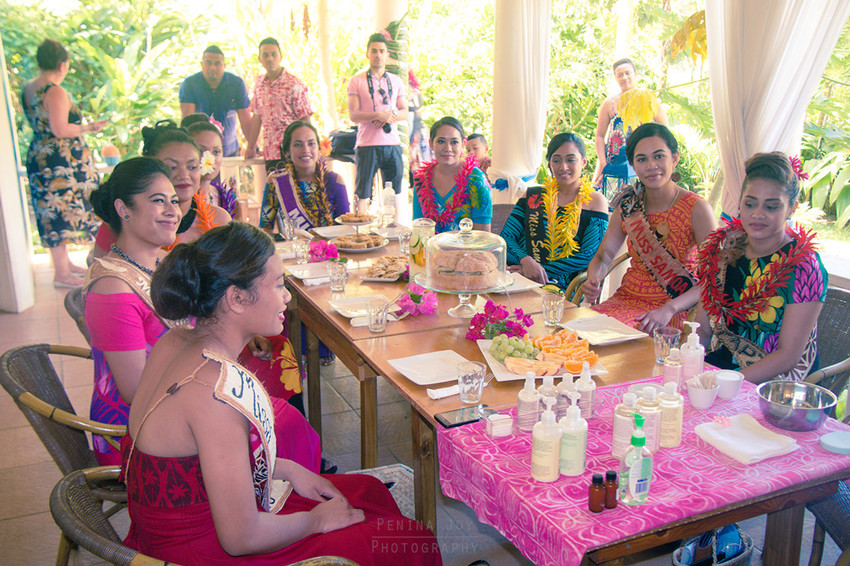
[{"left": 3, "top": 0, "right": 849, "bottom": 239}]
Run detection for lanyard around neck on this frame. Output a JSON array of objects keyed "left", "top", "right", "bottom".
[{"left": 366, "top": 69, "right": 392, "bottom": 112}]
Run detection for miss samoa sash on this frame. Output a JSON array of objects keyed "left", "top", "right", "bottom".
[{"left": 616, "top": 183, "right": 695, "bottom": 298}]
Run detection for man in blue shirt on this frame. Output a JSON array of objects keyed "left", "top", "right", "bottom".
[{"left": 179, "top": 46, "right": 251, "bottom": 157}]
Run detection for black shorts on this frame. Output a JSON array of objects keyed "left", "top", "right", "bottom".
[{"left": 354, "top": 145, "right": 403, "bottom": 199}]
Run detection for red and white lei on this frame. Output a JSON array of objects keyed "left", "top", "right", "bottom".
[{"left": 415, "top": 155, "right": 477, "bottom": 225}]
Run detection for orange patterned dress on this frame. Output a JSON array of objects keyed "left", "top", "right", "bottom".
[{"left": 593, "top": 191, "right": 701, "bottom": 330}]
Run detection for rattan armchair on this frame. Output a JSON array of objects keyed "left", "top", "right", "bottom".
[
  {"left": 51, "top": 466, "right": 361, "bottom": 566},
  {"left": 491, "top": 202, "right": 516, "bottom": 236},
  {"left": 803, "top": 287, "right": 850, "bottom": 566},
  {"left": 563, "top": 252, "right": 630, "bottom": 304},
  {"left": 63, "top": 287, "right": 91, "bottom": 345}
]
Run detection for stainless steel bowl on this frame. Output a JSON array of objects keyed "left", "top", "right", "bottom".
[{"left": 757, "top": 380, "right": 837, "bottom": 432}]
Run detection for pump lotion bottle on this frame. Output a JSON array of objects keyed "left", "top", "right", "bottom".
[
  {"left": 558, "top": 390, "right": 588, "bottom": 476},
  {"left": 517, "top": 372, "right": 539, "bottom": 432},
  {"left": 680, "top": 321, "right": 705, "bottom": 386},
  {"left": 531, "top": 396, "right": 562, "bottom": 482}
]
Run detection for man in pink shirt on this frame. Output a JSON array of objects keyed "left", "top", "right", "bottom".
[
  {"left": 246, "top": 37, "right": 314, "bottom": 172},
  {"left": 347, "top": 32, "right": 408, "bottom": 216}
]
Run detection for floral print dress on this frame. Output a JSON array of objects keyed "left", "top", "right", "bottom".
[
  {"left": 22, "top": 83, "right": 100, "bottom": 247},
  {"left": 704, "top": 241, "right": 828, "bottom": 372}
]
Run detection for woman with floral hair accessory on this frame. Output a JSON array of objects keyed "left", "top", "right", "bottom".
[
  {"left": 413, "top": 116, "right": 492, "bottom": 233},
  {"left": 693, "top": 151, "right": 827, "bottom": 383},
  {"left": 183, "top": 113, "right": 239, "bottom": 216},
  {"left": 259, "top": 120, "right": 349, "bottom": 233}
]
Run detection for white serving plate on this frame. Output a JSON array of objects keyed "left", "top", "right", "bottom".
[
  {"left": 387, "top": 350, "right": 470, "bottom": 386},
  {"left": 286, "top": 261, "right": 339, "bottom": 280},
  {"left": 560, "top": 314, "right": 648, "bottom": 346},
  {"left": 477, "top": 339, "right": 607, "bottom": 382},
  {"left": 494, "top": 272, "right": 544, "bottom": 294},
  {"left": 327, "top": 294, "right": 401, "bottom": 318},
  {"left": 334, "top": 215, "right": 375, "bottom": 226},
  {"left": 312, "top": 225, "right": 356, "bottom": 239}
]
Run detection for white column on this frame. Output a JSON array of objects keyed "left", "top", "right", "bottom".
[
  {"left": 0, "top": 37, "right": 35, "bottom": 312},
  {"left": 318, "top": 0, "right": 340, "bottom": 130},
  {"left": 490, "top": 0, "right": 552, "bottom": 205},
  {"left": 374, "top": 0, "right": 406, "bottom": 28}
]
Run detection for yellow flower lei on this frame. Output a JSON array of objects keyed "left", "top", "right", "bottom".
[{"left": 541, "top": 176, "right": 593, "bottom": 261}]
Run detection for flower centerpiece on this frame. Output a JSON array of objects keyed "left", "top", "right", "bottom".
[
  {"left": 397, "top": 282, "right": 438, "bottom": 316},
  {"left": 308, "top": 240, "right": 343, "bottom": 263},
  {"left": 466, "top": 300, "right": 534, "bottom": 340}
]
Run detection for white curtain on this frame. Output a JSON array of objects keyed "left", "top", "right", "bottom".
[
  {"left": 706, "top": 0, "right": 850, "bottom": 219},
  {"left": 490, "top": 0, "right": 551, "bottom": 204}
]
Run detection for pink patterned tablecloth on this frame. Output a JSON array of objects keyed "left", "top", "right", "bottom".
[{"left": 437, "top": 378, "right": 850, "bottom": 566}]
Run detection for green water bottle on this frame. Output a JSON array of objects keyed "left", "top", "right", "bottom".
[{"left": 618, "top": 413, "right": 653, "bottom": 505}]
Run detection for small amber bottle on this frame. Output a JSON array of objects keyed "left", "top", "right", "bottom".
[
  {"left": 589, "top": 473, "right": 605, "bottom": 513},
  {"left": 604, "top": 470, "right": 619, "bottom": 509}
]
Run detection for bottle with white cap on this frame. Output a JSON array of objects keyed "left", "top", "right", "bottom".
[
  {"left": 680, "top": 321, "right": 705, "bottom": 386},
  {"left": 516, "top": 372, "right": 540, "bottom": 432},
  {"left": 554, "top": 374, "right": 576, "bottom": 420},
  {"left": 659, "top": 381, "right": 684, "bottom": 448},
  {"left": 558, "top": 391, "right": 588, "bottom": 476},
  {"left": 531, "top": 396, "right": 562, "bottom": 482},
  {"left": 635, "top": 386, "right": 661, "bottom": 453},
  {"left": 575, "top": 362, "right": 596, "bottom": 419},
  {"left": 612, "top": 392, "right": 638, "bottom": 459}
]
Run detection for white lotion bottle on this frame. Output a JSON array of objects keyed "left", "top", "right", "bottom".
[
  {"left": 558, "top": 391, "right": 588, "bottom": 476},
  {"left": 517, "top": 372, "right": 540, "bottom": 432},
  {"left": 635, "top": 386, "right": 661, "bottom": 453},
  {"left": 612, "top": 392, "right": 638, "bottom": 459},
  {"left": 575, "top": 362, "right": 596, "bottom": 419},
  {"left": 662, "top": 347, "right": 682, "bottom": 389},
  {"left": 537, "top": 374, "right": 557, "bottom": 418},
  {"left": 680, "top": 321, "right": 705, "bottom": 386},
  {"left": 659, "top": 381, "right": 684, "bottom": 448},
  {"left": 555, "top": 374, "right": 576, "bottom": 421},
  {"left": 531, "top": 396, "right": 562, "bottom": 482}
]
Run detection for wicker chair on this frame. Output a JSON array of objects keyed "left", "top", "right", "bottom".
[
  {"left": 563, "top": 252, "right": 630, "bottom": 304},
  {"left": 491, "top": 202, "right": 516, "bottom": 236},
  {"left": 51, "top": 467, "right": 360, "bottom": 566},
  {"left": 63, "top": 287, "right": 91, "bottom": 345},
  {"left": 803, "top": 287, "right": 850, "bottom": 566}
]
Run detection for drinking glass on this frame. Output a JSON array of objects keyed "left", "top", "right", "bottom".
[
  {"left": 293, "top": 239, "right": 310, "bottom": 264},
  {"left": 398, "top": 229, "right": 412, "bottom": 255},
  {"left": 367, "top": 297, "right": 389, "bottom": 333},
  {"left": 653, "top": 327, "right": 681, "bottom": 364},
  {"left": 542, "top": 293, "right": 565, "bottom": 326},
  {"left": 282, "top": 215, "right": 295, "bottom": 241},
  {"left": 458, "top": 361, "right": 487, "bottom": 404},
  {"left": 327, "top": 262, "right": 348, "bottom": 292}
]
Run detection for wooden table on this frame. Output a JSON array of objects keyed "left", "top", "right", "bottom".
[{"left": 285, "top": 241, "right": 550, "bottom": 470}]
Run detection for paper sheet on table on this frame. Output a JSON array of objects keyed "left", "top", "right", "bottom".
[
  {"left": 493, "top": 272, "right": 543, "bottom": 294},
  {"left": 560, "top": 314, "right": 648, "bottom": 345},
  {"left": 694, "top": 414, "right": 799, "bottom": 465},
  {"left": 303, "top": 277, "right": 330, "bottom": 287}
]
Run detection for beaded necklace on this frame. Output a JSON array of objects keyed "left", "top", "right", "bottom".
[
  {"left": 415, "top": 155, "right": 476, "bottom": 226},
  {"left": 110, "top": 243, "right": 158, "bottom": 276}
]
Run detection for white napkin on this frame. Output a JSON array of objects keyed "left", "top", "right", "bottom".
[
  {"left": 303, "top": 277, "right": 330, "bottom": 287},
  {"left": 427, "top": 384, "right": 460, "bottom": 400},
  {"left": 694, "top": 414, "right": 799, "bottom": 465},
  {"left": 278, "top": 252, "right": 296, "bottom": 260}
]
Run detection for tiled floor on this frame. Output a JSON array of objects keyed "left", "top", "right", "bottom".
[{"left": 0, "top": 251, "right": 842, "bottom": 565}]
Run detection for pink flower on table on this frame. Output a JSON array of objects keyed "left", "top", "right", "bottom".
[
  {"left": 397, "top": 282, "right": 438, "bottom": 316},
  {"left": 466, "top": 299, "right": 534, "bottom": 340},
  {"left": 308, "top": 240, "right": 339, "bottom": 263}
]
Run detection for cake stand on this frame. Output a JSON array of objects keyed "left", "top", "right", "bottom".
[{"left": 413, "top": 272, "right": 513, "bottom": 318}]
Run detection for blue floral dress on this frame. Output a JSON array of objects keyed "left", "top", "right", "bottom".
[{"left": 22, "top": 83, "right": 100, "bottom": 247}]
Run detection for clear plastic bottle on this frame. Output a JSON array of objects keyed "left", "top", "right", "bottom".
[
  {"left": 516, "top": 372, "right": 540, "bottom": 432},
  {"left": 554, "top": 374, "right": 575, "bottom": 421},
  {"left": 575, "top": 362, "right": 596, "bottom": 419},
  {"left": 611, "top": 392, "right": 638, "bottom": 460},
  {"left": 531, "top": 397, "right": 562, "bottom": 482},
  {"left": 558, "top": 391, "right": 587, "bottom": 476},
  {"left": 636, "top": 387, "right": 662, "bottom": 453},
  {"left": 662, "top": 347, "right": 682, "bottom": 389},
  {"left": 659, "top": 381, "right": 684, "bottom": 448},
  {"left": 619, "top": 413, "right": 653, "bottom": 505}
]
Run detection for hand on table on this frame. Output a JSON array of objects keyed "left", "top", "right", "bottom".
[
  {"left": 248, "top": 336, "right": 273, "bottom": 360},
  {"left": 519, "top": 256, "right": 548, "bottom": 284}
]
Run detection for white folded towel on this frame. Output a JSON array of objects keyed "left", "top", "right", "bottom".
[
  {"left": 303, "top": 277, "right": 330, "bottom": 287},
  {"left": 694, "top": 414, "right": 799, "bottom": 465},
  {"left": 427, "top": 384, "right": 460, "bottom": 400}
]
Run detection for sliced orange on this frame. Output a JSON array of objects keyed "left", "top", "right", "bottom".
[{"left": 563, "top": 360, "right": 585, "bottom": 374}]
